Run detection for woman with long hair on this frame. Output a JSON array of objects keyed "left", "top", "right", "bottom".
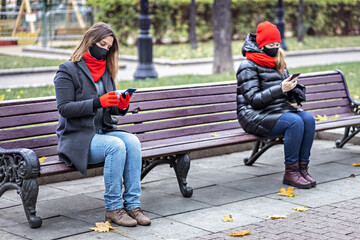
[
  {"left": 236, "top": 21, "right": 316, "bottom": 189},
  {"left": 54, "top": 22, "right": 150, "bottom": 227}
]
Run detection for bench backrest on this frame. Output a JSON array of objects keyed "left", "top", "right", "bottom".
[{"left": 0, "top": 70, "right": 355, "bottom": 161}]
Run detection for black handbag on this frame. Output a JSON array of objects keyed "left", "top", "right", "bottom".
[{"left": 287, "top": 83, "right": 306, "bottom": 106}]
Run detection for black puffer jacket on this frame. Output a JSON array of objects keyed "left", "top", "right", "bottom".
[{"left": 236, "top": 33, "right": 299, "bottom": 137}]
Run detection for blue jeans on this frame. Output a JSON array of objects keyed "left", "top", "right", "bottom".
[
  {"left": 267, "top": 111, "right": 315, "bottom": 165},
  {"left": 88, "top": 131, "right": 142, "bottom": 211}
]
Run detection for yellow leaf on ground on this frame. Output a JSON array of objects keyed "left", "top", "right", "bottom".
[
  {"left": 352, "top": 163, "right": 360, "bottom": 167},
  {"left": 222, "top": 215, "right": 233, "bottom": 222},
  {"left": 90, "top": 221, "right": 116, "bottom": 233},
  {"left": 210, "top": 132, "right": 220, "bottom": 137},
  {"left": 228, "top": 230, "right": 251, "bottom": 237},
  {"left": 277, "top": 187, "right": 298, "bottom": 197},
  {"left": 267, "top": 215, "right": 288, "bottom": 219},
  {"left": 38, "top": 156, "right": 47, "bottom": 163},
  {"left": 292, "top": 206, "right": 308, "bottom": 212}
]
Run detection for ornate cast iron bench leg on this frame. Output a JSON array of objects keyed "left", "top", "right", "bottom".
[
  {"left": 0, "top": 147, "right": 42, "bottom": 228},
  {"left": 141, "top": 154, "right": 193, "bottom": 198},
  {"left": 335, "top": 126, "right": 360, "bottom": 148},
  {"left": 244, "top": 138, "right": 284, "bottom": 166}
]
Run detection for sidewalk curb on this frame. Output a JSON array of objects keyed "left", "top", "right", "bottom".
[{"left": 0, "top": 66, "right": 58, "bottom": 76}]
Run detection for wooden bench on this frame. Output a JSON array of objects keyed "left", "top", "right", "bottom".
[{"left": 1, "top": 70, "right": 360, "bottom": 228}]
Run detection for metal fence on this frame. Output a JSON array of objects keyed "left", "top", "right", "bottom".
[{"left": 0, "top": 1, "right": 93, "bottom": 46}]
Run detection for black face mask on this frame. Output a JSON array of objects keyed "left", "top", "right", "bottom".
[
  {"left": 89, "top": 44, "right": 109, "bottom": 60},
  {"left": 262, "top": 47, "right": 279, "bottom": 57}
]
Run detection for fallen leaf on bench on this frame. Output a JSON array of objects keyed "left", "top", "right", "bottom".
[
  {"left": 210, "top": 132, "right": 220, "bottom": 137},
  {"left": 277, "top": 187, "right": 298, "bottom": 197},
  {"left": 228, "top": 230, "right": 250, "bottom": 237},
  {"left": 267, "top": 215, "right": 288, "bottom": 219},
  {"left": 330, "top": 114, "right": 339, "bottom": 120},
  {"left": 352, "top": 163, "right": 360, "bottom": 167},
  {"left": 314, "top": 114, "right": 339, "bottom": 121},
  {"left": 222, "top": 215, "right": 233, "bottom": 222},
  {"left": 292, "top": 206, "right": 308, "bottom": 212},
  {"left": 38, "top": 156, "right": 47, "bottom": 163},
  {"left": 90, "top": 221, "right": 116, "bottom": 233}
]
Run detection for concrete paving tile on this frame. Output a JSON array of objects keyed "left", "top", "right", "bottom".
[
  {"left": 0, "top": 216, "right": 21, "bottom": 228},
  {"left": 224, "top": 163, "right": 283, "bottom": 177},
  {"left": 1, "top": 216, "right": 92, "bottom": 240},
  {"left": 83, "top": 190, "right": 104, "bottom": 201},
  {"left": 312, "top": 162, "right": 360, "bottom": 179},
  {"left": 266, "top": 187, "right": 353, "bottom": 208},
  {"left": 115, "top": 217, "right": 211, "bottom": 240},
  {"left": 187, "top": 185, "right": 257, "bottom": 206},
  {"left": 46, "top": 175, "right": 105, "bottom": 194},
  {"left": 315, "top": 178, "right": 360, "bottom": 198},
  {"left": 335, "top": 157, "right": 360, "bottom": 166},
  {"left": 168, "top": 205, "right": 261, "bottom": 233},
  {"left": 139, "top": 191, "right": 210, "bottom": 216},
  {"left": 221, "top": 196, "right": 301, "bottom": 220},
  {"left": 187, "top": 168, "right": 255, "bottom": 185},
  {"left": 58, "top": 231, "right": 133, "bottom": 240},
  {"left": 2, "top": 185, "right": 77, "bottom": 202},
  {"left": 0, "top": 195, "right": 22, "bottom": 209},
  {"left": 0, "top": 205, "right": 34, "bottom": 225},
  {"left": 0, "top": 230, "right": 26, "bottom": 240}
]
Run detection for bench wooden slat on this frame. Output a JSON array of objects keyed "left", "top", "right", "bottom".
[
  {"left": 0, "top": 135, "right": 57, "bottom": 150},
  {"left": 118, "top": 102, "right": 236, "bottom": 124},
  {"left": 309, "top": 107, "right": 354, "bottom": 117},
  {"left": 0, "top": 101, "right": 57, "bottom": 117},
  {"left": 0, "top": 112, "right": 59, "bottom": 128},
  {"left": 129, "top": 94, "right": 235, "bottom": 112},
  {"left": 305, "top": 91, "right": 347, "bottom": 102},
  {"left": 302, "top": 98, "right": 350, "bottom": 111},
  {"left": 306, "top": 83, "right": 345, "bottom": 94},
  {"left": 298, "top": 74, "right": 343, "bottom": 86},
  {"left": 120, "top": 112, "right": 237, "bottom": 134},
  {"left": 0, "top": 124, "right": 57, "bottom": 141}
]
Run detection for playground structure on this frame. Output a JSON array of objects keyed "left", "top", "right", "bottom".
[{"left": 0, "top": 0, "right": 93, "bottom": 46}]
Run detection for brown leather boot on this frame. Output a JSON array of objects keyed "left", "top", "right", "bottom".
[
  {"left": 283, "top": 163, "right": 312, "bottom": 189},
  {"left": 105, "top": 208, "right": 137, "bottom": 227},
  {"left": 127, "top": 207, "right": 151, "bottom": 226},
  {"left": 299, "top": 161, "right": 317, "bottom": 187}
]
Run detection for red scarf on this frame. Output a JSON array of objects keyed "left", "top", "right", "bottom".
[
  {"left": 83, "top": 51, "right": 107, "bottom": 81},
  {"left": 245, "top": 52, "right": 276, "bottom": 68}
]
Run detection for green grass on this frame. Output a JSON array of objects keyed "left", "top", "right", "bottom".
[
  {"left": 0, "top": 55, "right": 65, "bottom": 69},
  {"left": 1, "top": 61, "right": 360, "bottom": 101},
  {"left": 57, "top": 36, "right": 360, "bottom": 60}
]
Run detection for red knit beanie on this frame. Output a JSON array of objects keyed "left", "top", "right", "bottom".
[{"left": 256, "top": 21, "right": 281, "bottom": 49}]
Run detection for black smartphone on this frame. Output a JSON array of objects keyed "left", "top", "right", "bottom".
[
  {"left": 116, "top": 88, "right": 137, "bottom": 99},
  {"left": 290, "top": 73, "right": 301, "bottom": 80}
]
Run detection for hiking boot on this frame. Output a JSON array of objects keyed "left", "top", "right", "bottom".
[
  {"left": 283, "top": 162, "right": 312, "bottom": 189},
  {"left": 105, "top": 208, "right": 137, "bottom": 227},
  {"left": 127, "top": 207, "right": 151, "bottom": 226},
  {"left": 299, "top": 161, "right": 317, "bottom": 187}
]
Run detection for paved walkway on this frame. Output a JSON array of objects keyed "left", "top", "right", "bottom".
[{"left": 0, "top": 140, "right": 360, "bottom": 239}]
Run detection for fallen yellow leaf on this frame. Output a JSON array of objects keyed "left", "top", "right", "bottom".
[
  {"left": 39, "top": 156, "right": 47, "bottom": 163},
  {"left": 0, "top": 94, "right": 4, "bottom": 101},
  {"left": 210, "top": 132, "right": 220, "bottom": 137},
  {"left": 228, "top": 230, "right": 250, "bottom": 237},
  {"left": 352, "top": 163, "right": 360, "bottom": 167},
  {"left": 314, "top": 114, "right": 327, "bottom": 121},
  {"left": 222, "top": 215, "right": 233, "bottom": 222},
  {"left": 90, "top": 221, "right": 116, "bottom": 233},
  {"left": 267, "top": 215, "right": 288, "bottom": 219},
  {"left": 277, "top": 187, "right": 298, "bottom": 197},
  {"left": 292, "top": 206, "right": 308, "bottom": 212},
  {"left": 330, "top": 114, "right": 339, "bottom": 120}
]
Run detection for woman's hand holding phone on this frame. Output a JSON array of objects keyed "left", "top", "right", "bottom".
[{"left": 281, "top": 73, "right": 300, "bottom": 93}]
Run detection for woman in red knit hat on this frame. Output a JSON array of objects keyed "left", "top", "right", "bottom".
[
  {"left": 54, "top": 22, "right": 151, "bottom": 227},
  {"left": 236, "top": 21, "right": 316, "bottom": 189}
]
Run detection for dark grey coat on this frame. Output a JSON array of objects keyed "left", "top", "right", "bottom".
[
  {"left": 236, "top": 34, "right": 299, "bottom": 137},
  {"left": 54, "top": 59, "right": 127, "bottom": 175}
]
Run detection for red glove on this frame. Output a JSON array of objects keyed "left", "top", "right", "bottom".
[
  {"left": 118, "top": 93, "right": 131, "bottom": 109},
  {"left": 100, "top": 91, "right": 119, "bottom": 108}
]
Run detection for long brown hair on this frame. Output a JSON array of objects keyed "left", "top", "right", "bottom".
[
  {"left": 71, "top": 22, "right": 119, "bottom": 81},
  {"left": 275, "top": 48, "right": 287, "bottom": 75}
]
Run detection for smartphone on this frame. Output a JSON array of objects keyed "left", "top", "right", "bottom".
[
  {"left": 116, "top": 88, "right": 137, "bottom": 99},
  {"left": 290, "top": 73, "right": 301, "bottom": 80}
]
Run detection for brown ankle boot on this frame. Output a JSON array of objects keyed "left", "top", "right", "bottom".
[
  {"left": 127, "top": 207, "right": 151, "bottom": 226},
  {"left": 105, "top": 208, "right": 137, "bottom": 227},
  {"left": 299, "top": 161, "right": 317, "bottom": 187},
  {"left": 283, "top": 163, "right": 312, "bottom": 189}
]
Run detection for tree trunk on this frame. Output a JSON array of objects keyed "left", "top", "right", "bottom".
[
  {"left": 212, "top": 0, "right": 233, "bottom": 74},
  {"left": 189, "top": 0, "right": 197, "bottom": 49},
  {"left": 297, "top": 0, "right": 304, "bottom": 42}
]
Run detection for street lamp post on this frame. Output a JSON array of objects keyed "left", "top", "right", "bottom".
[
  {"left": 133, "top": 0, "right": 158, "bottom": 80},
  {"left": 275, "top": 0, "right": 288, "bottom": 50}
]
